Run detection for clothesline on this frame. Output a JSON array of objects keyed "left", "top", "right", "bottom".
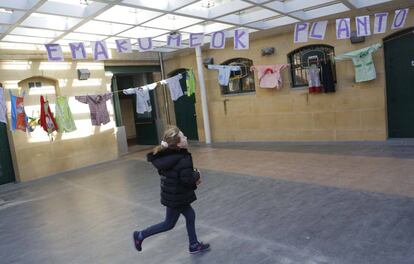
[{"left": 72, "top": 73, "right": 183, "bottom": 97}]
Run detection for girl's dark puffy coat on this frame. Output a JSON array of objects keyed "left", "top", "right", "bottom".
[{"left": 147, "top": 148, "right": 200, "bottom": 209}]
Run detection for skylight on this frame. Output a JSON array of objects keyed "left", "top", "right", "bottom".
[
  {"left": 0, "top": 0, "right": 406, "bottom": 52},
  {"left": 75, "top": 21, "right": 132, "bottom": 36},
  {"left": 141, "top": 15, "right": 203, "bottom": 31},
  {"left": 95, "top": 6, "right": 162, "bottom": 25}
]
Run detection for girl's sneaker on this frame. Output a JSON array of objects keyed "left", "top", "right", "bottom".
[
  {"left": 133, "top": 231, "right": 143, "bottom": 252},
  {"left": 189, "top": 242, "right": 210, "bottom": 254}
]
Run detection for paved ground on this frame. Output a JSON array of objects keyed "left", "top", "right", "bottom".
[{"left": 1, "top": 142, "right": 414, "bottom": 264}]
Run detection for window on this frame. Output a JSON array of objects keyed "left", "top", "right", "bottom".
[
  {"left": 28, "top": 81, "right": 42, "bottom": 88},
  {"left": 220, "top": 58, "right": 255, "bottom": 95},
  {"left": 288, "top": 45, "right": 336, "bottom": 88}
]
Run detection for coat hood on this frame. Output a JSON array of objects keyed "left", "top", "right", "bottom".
[{"left": 147, "top": 148, "right": 189, "bottom": 170}]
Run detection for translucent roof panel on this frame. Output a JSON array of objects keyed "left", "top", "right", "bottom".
[
  {"left": 265, "top": 0, "right": 337, "bottom": 13},
  {"left": 3, "top": 35, "right": 53, "bottom": 44},
  {"left": 181, "top": 22, "right": 234, "bottom": 34},
  {"left": 175, "top": 0, "right": 253, "bottom": 19},
  {"left": 291, "top": 3, "right": 350, "bottom": 20},
  {"left": 0, "top": 10, "right": 25, "bottom": 25},
  {"left": 10, "top": 27, "right": 64, "bottom": 38},
  {"left": 75, "top": 21, "right": 132, "bottom": 36},
  {"left": 37, "top": 0, "right": 107, "bottom": 18},
  {"left": 0, "top": 0, "right": 39, "bottom": 11},
  {"left": 347, "top": 0, "right": 392, "bottom": 8},
  {"left": 0, "top": 25, "right": 9, "bottom": 34},
  {"left": 20, "top": 13, "right": 82, "bottom": 30},
  {"left": 117, "top": 26, "right": 169, "bottom": 38},
  {"left": 216, "top": 6, "right": 279, "bottom": 25},
  {"left": 247, "top": 0, "right": 273, "bottom": 3},
  {"left": 95, "top": 6, "right": 162, "bottom": 25},
  {"left": 153, "top": 33, "right": 190, "bottom": 42},
  {"left": 121, "top": 0, "right": 197, "bottom": 12},
  {"left": 141, "top": 15, "right": 203, "bottom": 31},
  {"left": 247, "top": 16, "right": 299, "bottom": 30},
  {"left": 63, "top": 32, "right": 107, "bottom": 42}
]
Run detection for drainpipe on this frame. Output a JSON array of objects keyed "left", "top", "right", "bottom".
[
  {"left": 158, "top": 52, "right": 171, "bottom": 124},
  {"left": 195, "top": 46, "right": 211, "bottom": 144}
]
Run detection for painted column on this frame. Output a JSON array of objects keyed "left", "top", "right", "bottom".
[
  {"left": 158, "top": 52, "right": 171, "bottom": 125},
  {"left": 195, "top": 46, "right": 211, "bottom": 144}
]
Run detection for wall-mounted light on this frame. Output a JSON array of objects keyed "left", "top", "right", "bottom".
[
  {"left": 0, "top": 8, "right": 13, "bottom": 14},
  {"left": 203, "top": 57, "right": 214, "bottom": 68},
  {"left": 350, "top": 31, "right": 365, "bottom": 44},
  {"left": 77, "top": 69, "right": 90, "bottom": 80},
  {"left": 80, "top": 0, "right": 89, "bottom": 5},
  {"left": 201, "top": 0, "right": 215, "bottom": 8},
  {"left": 261, "top": 47, "right": 275, "bottom": 56}
]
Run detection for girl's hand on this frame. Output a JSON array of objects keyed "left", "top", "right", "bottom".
[{"left": 195, "top": 169, "right": 201, "bottom": 185}]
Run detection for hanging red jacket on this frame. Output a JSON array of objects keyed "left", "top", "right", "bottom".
[{"left": 40, "top": 95, "right": 58, "bottom": 134}]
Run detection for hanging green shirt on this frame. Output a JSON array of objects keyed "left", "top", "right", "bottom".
[
  {"left": 186, "top": 69, "right": 196, "bottom": 96},
  {"left": 334, "top": 43, "right": 382, "bottom": 83},
  {"left": 55, "top": 96, "right": 76, "bottom": 133}
]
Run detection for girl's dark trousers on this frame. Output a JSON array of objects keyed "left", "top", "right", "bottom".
[{"left": 140, "top": 205, "right": 198, "bottom": 245}]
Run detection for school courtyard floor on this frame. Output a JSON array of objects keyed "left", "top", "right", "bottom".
[{"left": 1, "top": 141, "right": 414, "bottom": 264}]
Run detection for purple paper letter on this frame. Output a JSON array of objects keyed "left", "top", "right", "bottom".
[
  {"left": 309, "top": 21, "right": 328, "bottom": 40},
  {"left": 137, "top": 38, "right": 153, "bottom": 52},
  {"left": 392, "top": 9, "right": 409, "bottom": 30},
  {"left": 336, "top": 18, "right": 351, "bottom": 39},
  {"left": 92, "top": 41, "right": 109, "bottom": 61},
  {"left": 69, "top": 42, "right": 87, "bottom": 60},
  {"left": 115, "top": 39, "right": 132, "bottom": 53},
  {"left": 167, "top": 34, "right": 182, "bottom": 48},
  {"left": 234, "top": 29, "right": 249, "bottom": 50},
  {"left": 356, "top": 16, "right": 371, "bottom": 37},
  {"left": 374, "top": 12, "right": 388, "bottom": 34},
  {"left": 210, "top": 31, "right": 225, "bottom": 49},
  {"left": 294, "top": 23, "right": 309, "bottom": 43},
  {"left": 189, "top": 33, "right": 204, "bottom": 48},
  {"left": 44, "top": 44, "right": 64, "bottom": 61}
]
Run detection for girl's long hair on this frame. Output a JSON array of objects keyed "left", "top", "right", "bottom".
[{"left": 153, "top": 126, "right": 181, "bottom": 154}]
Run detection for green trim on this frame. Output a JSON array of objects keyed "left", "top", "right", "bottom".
[{"left": 105, "top": 65, "right": 160, "bottom": 74}]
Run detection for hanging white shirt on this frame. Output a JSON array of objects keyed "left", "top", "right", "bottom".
[
  {"left": 161, "top": 74, "right": 183, "bottom": 101},
  {"left": 123, "top": 83, "right": 156, "bottom": 114},
  {"left": 0, "top": 87, "right": 7, "bottom": 124},
  {"left": 207, "top": 65, "right": 241, "bottom": 86}
]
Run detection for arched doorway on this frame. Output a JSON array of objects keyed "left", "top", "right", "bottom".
[
  {"left": 168, "top": 68, "right": 198, "bottom": 140},
  {"left": 384, "top": 28, "right": 414, "bottom": 138}
]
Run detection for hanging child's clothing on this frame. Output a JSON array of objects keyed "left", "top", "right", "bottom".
[
  {"left": 55, "top": 96, "right": 76, "bottom": 133},
  {"left": 123, "top": 83, "right": 156, "bottom": 114},
  {"left": 0, "top": 87, "right": 7, "bottom": 124},
  {"left": 186, "top": 69, "right": 196, "bottom": 96},
  {"left": 40, "top": 95, "right": 58, "bottom": 134},
  {"left": 307, "top": 65, "right": 322, "bottom": 93},
  {"left": 9, "top": 90, "right": 28, "bottom": 132},
  {"left": 334, "top": 43, "right": 382, "bottom": 83},
  {"left": 320, "top": 61, "right": 336, "bottom": 93},
  {"left": 250, "top": 64, "right": 289, "bottom": 89},
  {"left": 75, "top": 93, "right": 112, "bottom": 126},
  {"left": 207, "top": 65, "right": 241, "bottom": 86},
  {"left": 161, "top": 74, "right": 183, "bottom": 101}
]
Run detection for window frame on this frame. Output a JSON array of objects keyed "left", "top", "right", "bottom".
[
  {"left": 288, "top": 44, "right": 337, "bottom": 89},
  {"left": 219, "top": 57, "right": 255, "bottom": 96},
  {"left": 28, "top": 81, "right": 42, "bottom": 88}
]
